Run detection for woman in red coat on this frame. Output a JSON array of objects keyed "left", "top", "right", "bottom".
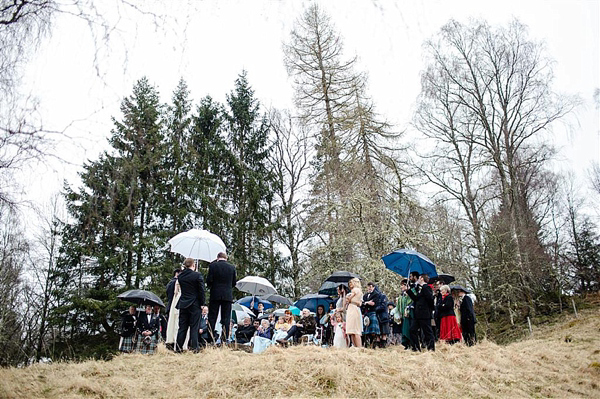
[{"left": 438, "top": 285, "right": 462, "bottom": 344}]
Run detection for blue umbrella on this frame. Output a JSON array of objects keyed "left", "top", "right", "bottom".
[
  {"left": 235, "top": 296, "right": 273, "bottom": 310},
  {"left": 293, "top": 293, "right": 333, "bottom": 313},
  {"left": 381, "top": 249, "right": 438, "bottom": 278}
]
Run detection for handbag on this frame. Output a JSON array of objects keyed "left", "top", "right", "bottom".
[{"left": 363, "top": 315, "right": 370, "bottom": 326}]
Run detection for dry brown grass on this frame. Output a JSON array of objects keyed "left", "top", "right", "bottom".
[{"left": 1, "top": 307, "right": 599, "bottom": 399}]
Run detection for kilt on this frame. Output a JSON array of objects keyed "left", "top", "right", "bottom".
[
  {"left": 119, "top": 335, "right": 136, "bottom": 353},
  {"left": 364, "top": 312, "right": 380, "bottom": 335},
  {"left": 378, "top": 317, "right": 390, "bottom": 335},
  {"left": 136, "top": 335, "right": 157, "bottom": 354}
]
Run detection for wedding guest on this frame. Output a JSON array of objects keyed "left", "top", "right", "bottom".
[
  {"left": 438, "top": 285, "right": 462, "bottom": 344},
  {"left": 345, "top": 278, "right": 363, "bottom": 348},
  {"left": 332, "top": 311, "right": 347, "bottom": 348},
  {"left": 119, "top": 305, "right": 138, "bottom": 353}
]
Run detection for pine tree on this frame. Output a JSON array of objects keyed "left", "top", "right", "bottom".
[{"left": 223, "top": 71, "right": 276, "bottom": 278}]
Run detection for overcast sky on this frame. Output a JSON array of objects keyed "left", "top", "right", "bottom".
[{"left": 21, "top": 0, "right": 599, "bottom": 212}]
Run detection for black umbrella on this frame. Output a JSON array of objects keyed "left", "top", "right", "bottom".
[
  {"left": 324, "top": 271, "right": 361, "bottom": 283},
  {"left": 117, "top": 289, "right": 165, "bottom": 307},
  {"left": 430, "top": 273, "right": 456, "bottom": 285},
  {"left": 261, "top": 293, "right": 293, "bottom": 306},
  {"left": 318, "top": 280, "right": 349, "bottom": 296},
  {"left": 449, "top": 285, "right": 471, "bottom": 294}
]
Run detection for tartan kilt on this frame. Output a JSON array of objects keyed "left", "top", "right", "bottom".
[
  {"left": 119, "top": 335, "right": 136, "bottom": 353},
  {"left": 136, "top": 335, "right": 157, "bottom": 354},
  {"left": 364, "top": 312, "right": 380, "bottom": 335}
]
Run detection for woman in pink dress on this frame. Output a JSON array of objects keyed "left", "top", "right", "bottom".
[{"left": 344, "top": 277, "right": 363, "bottom": 348}]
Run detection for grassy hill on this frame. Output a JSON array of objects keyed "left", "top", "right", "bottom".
[{"left": 1, "top": 307, "right": 599, "bottom": 399}]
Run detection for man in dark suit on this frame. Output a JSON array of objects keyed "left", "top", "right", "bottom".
[
  {"left": 165, "top": 268, "right": 181, "bottom": 318},
  {"left": 206, "top": 252, "right": 237, "bottom": 343},
  {"left": 404, "top": 274, "right": 435, "bottom": 351},
  {"left": 199, "top": 306, "right": 209, "bottom": 347},
  {"left": 176, "top": 258, "right": 205, "bottom": 352},
  {"left": 458, "top": 290, "right": 477, "bottom": 346},
  {"left": 136, "top": 304, "right": 160, "bottom": 354}
]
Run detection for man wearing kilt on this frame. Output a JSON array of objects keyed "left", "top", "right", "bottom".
[
  {"left": 136, "top": 304, "right": 160, "bottom": 354},
  {"left": 362, "top": 283, "right": 381, "bottom": 347},
  {"left": 119, "top": 305, "right": 138, "bottom": 353}
]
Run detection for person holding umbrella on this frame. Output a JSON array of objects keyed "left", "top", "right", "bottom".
[
  {"left": 175, "top": 258, "right": 205, "bottom": 353},
  {"left": 403, "top": 274, "right": 435, "bottom": 351}
]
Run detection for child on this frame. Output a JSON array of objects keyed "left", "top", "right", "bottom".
[{"left": 332, "top": 312, "right": 347, "bottom": 348}]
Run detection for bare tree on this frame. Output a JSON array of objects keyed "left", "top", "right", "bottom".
[
  {"left": 267, "top": 109, "right": 312, "bottom": 298},
  {"left": 415, "top": 18, "right": 577, "bottom": 318}
]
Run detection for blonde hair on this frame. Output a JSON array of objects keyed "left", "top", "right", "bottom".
[
  {"left": 349, "top": 277, "right": 361, "bottom": 290},
  {"left": 440, "top": 284, "right": 450, "bottom": 294}
]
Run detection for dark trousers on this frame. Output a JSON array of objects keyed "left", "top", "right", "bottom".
[
  {"left": 283, "top": 325, "right": 304, "bottom": 342},
  {"left": 462, "top": 322, "right": 477, "bottom": 346},
  {"left": 410, "top": 318, "right": 435, "bottom": 351},
  {"left": 208, "top": 300, "right": 232, "bottom": 342},
  {"left": 176, "top": 305, "right": 201, "bottom": 351}
]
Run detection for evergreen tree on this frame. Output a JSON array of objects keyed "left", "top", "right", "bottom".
[
  {"left": 223, "top": 71, "right": 276, "bottom": 278},
  {"left": 58, "top": 78, "right": 165, "bottom": 356}
]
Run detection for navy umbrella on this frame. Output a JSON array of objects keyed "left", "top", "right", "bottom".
[
  {"left": 293, "top": 293, "right": 333, "bottom": 313},
  {"left": 117, "top": 289, "right": 165, "bottom": 307},
  {"left": 235, "top": 295, "right": 273, "bottom": 310},
  {"left": 381, "top": 249, "right": 438, "bottom": 278}
]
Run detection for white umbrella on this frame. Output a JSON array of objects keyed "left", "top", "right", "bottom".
[
  {"left": 168, "top": 229, "right": 226, "bottom": 262},
  {"left": 231, "top": 303, "right": 255, "bottom": 324},
  {"left": 235, "top": 276, "right": 277, "bottom": 296}
]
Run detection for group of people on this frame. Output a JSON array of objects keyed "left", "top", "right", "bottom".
[
  {"left": 118, "top": 255, "right": 476, "bottom": 354},
  {"left": 119, "top": 252, "right": 236, "bottom": 354},
  {"left": 394, "top": 272, "right": 477, "bottom": 351}
]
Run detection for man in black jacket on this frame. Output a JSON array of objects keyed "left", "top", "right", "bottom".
[
  {"left": 206, "top": 252, "right": 237, "bottom": 343},
  {"left": 175, "top": 258, "right": 205, "bottom": 352},
  {"left": 119, "top": 305, "right": 138, "bottom": 353},
  {"left": 404, "top": 274, "right": 435, "bottom": 351},
  {"left": 235, "top": 317, "right": 256, "bottom": 344},
  {"left": 458, "top": 290, "right": 477, "bottom": 346},
  {"left": 137, "top": 304, "right": 160, "bottom": 354}
]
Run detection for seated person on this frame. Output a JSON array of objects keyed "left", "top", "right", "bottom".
[
  {"left": 274, "top": 311, "right": 295, "bottom": 332},
  {"left": 267, "top": 313, "right": 276, "bottom": 328},
  {"left": 277, "top": 308, "right": 316, "bottom": 344},
  {"left": 199, "top": 306, "right": 209, "bottom": 347},
  {"left": 255, "top": 319, "right": 273, "bottom": 340},
  {"left": 235, "top": 317, "right": 256, "bottom": 344}
]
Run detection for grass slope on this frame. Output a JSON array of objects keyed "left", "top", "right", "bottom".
[{"left": 1, "top": 308, "right": 599, "bottom": 399}]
